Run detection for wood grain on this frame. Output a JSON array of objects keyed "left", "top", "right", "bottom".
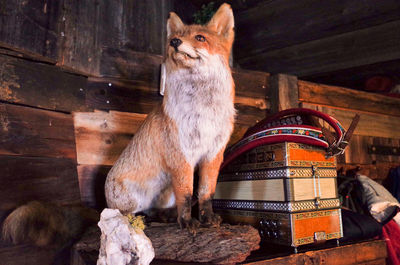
[
  {"left": 0, "top": 103, "right": 76, "bottom": 159},
  {"left": 302, "top": 58, "right": 400, "bottom": 91},
  {"left": 268, "top": 74, "right": 299, "bottom": 113},
  {"left": 0, "top": 155, "right": 81, "bottom": 221},
  {"left": 0, "top": 54, "right": 88, "bottom": 112},
  {"left": 0, "top": 0, "right": 61, "bottom": 60},
  {"left": 244, "top": 240, "right": 387, "bottom": 265},
  {"left": 298, "top": 80, "right": 400, "bottom": 117},
  {"left": 77, "top": 165, "right": 111, "bottom": 210},
  {"left": 86, "top": 78, "right": 162, "bottom": 115},
  {"left": 72, "top": 223, "right": 260, "bottom": 265},
  {"left": 238, "top": 20, "right": 400, "bottom": 77},
  {"left": 234, "top": 0, "right": 400, "bottom": 60},
  {"left": 337, "top": 163, "right": 396, "bottom": 182},
  {"left": 0, "top": 243, "right": 59, "bottom": 265},
  {"left": 233, "top": 69, "right": 269, "bottom": 99},
  {"left": 73, "top": 110, "right": 146, "bottom": 165},
  {"left": 302, "top": 103, "right": 400, "bottom": 139}
]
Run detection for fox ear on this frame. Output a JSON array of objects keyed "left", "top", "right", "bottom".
[
  {"left": 207, "top": 3, "right": 234, "bottom": 39},
  {"left": 167, "top": 12, "right": 184, "bottom": 37}
]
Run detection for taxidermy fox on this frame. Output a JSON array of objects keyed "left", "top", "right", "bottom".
[
  {"left": 1, "top": 3, "right": 235, "bottom": 248},
  {"left": 105, "top": 3, "right": 235, "bottom": 230}
]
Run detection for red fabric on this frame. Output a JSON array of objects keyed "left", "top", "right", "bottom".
[{"left": 382, "top": 220, "right": 400, "bottom": 265}]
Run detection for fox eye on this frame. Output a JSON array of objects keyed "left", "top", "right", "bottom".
[{"left": 195, "top": 35, "right": 206, "bottom": 42}]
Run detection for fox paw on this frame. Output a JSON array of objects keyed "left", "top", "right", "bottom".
[
  {"left": 179, "top": 218, "right": 200, "bottom": 235},
  {"left": 199, "top": 212, "right": 222, "bottom": 228}
]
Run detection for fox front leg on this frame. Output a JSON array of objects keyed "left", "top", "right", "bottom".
[
  {"left": 197, "top": 151, "right": 223, "bottom": 227},
  {"left": 170, "top": 165, "right": 200, "bottom": 233}
]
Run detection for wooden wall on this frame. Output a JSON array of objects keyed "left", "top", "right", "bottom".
[
  {"left": 269, "top": 75, "right": 400, "bottom": 183},
  {"left": 231, "top": 0, "right": 400, "bottom": 89},
  {"left": 0, "top": 0, "right": 270, "bottom": 213}
]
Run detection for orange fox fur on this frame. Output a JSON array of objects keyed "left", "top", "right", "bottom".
[{"left": 105, "top": 3, "right": 236, "bottom": 230}]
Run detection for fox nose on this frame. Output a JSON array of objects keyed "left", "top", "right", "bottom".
[{"left": 170, "top": 38, "right": 182, "bottom": 49}]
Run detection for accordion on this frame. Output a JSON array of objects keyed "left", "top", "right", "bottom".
[{"left": 213, "top": 108, "right": 354, "bottom": 248}]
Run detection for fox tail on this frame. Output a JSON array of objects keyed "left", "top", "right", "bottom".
[{"left": 2, "top": 201, "right": 99, "bottom": 248}]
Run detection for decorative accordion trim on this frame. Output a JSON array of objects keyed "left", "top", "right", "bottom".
[
  {"left": 226, "top": 126, "right": 327, "bottom": 155},
  {"left": 218, "top": 168, "right": 337, "bottom": 182},
  {"left": 213, "top": 198, "right": 340, "bottom": 212}
]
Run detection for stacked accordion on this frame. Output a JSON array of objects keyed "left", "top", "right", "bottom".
[{"left": 213, "top": 108, "right": 354, "bottom": 248}]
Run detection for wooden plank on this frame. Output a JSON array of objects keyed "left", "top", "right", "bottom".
[
  {"left": 0, "top": 46, "right": 55, "bottom": 65},
  {"left": 59, "top": 0, "right": 172, "bottom": 76},
  {"left": 99, "top": 47, "right": 163, "bottom": 86},
  {"left": 244, "top": 240, "right": 387, "bottom": 265},
  {"left": 302, "top": 103, "right": 400, "bottom": 139},
  {"left": 0, "top": 243, "right": 58, "bottom": 265},
  {"left": 73, "top": 111, "right": 146, "bottom": 166},
  {"left": 238, "top": 20, "right": 400, "bottom": 77},
  {"left": 0, "top": 103, "right": 76, "bottom": 159},
  {"left": 234, "top": 0, "right": 400, "bottom": 59},
  {"left": 0, "top": 155, "right": 81, "bottom": 221},
  {"left": 0, "top": 54, "right": 88, "bottom": 112},
  {"left": 268, "top": 74, "right": 299, "bottom": 113},
  {"left": 298, "top": 80, "right": 400, "bottom": 117},
  {"left": 0, "top": 0, "right": 62, "bottom": 60},
  {"left": 341, "top": 135, "right": 373, "bottom": 165},
  {"left": 302, "top": 58, "right": 400, "bottom": 91},
  {"left": 338, "top": 135, "right": 400, "bottom": 172},
  {"left": 232, "top": 69, "right": 269, "bottom": 99},
  {"left": 337, "top": 163, "right": 396, "bottom": 182},
  {"left": 235, "top": 104, "right": 267, "bottom": 127},
  {"left": 372, "top": 137, "right": 400, "bottom": 164},
  {"left": 86, "top": 78, "right": 163, "bottom": 115},
  {"left": 77, "top": 165, "right": 111, "bottom": 210},
  {"left": 58, "top": 0, "right": 102, "bottom": 76}
]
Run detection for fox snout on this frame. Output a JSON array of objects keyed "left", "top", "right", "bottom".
[{"left": 170, "top": 38, "right": 182, "bottom": 50}]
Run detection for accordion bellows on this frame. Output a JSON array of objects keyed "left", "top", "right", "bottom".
[{"left": 213, "top": 108, "right": 344, "bottom": 247}]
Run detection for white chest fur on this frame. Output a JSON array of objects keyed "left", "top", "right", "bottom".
[{"left": 164, "top": 55, "right": 235, "bottom": 166}]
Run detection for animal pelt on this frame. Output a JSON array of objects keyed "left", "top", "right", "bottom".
[{"left": 2, "top": 201, "right": 99, "bottom": 248}]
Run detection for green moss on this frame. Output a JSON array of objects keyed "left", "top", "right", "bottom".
[{"left": 193, "top": 2, "right": 216, "bottom": 25}]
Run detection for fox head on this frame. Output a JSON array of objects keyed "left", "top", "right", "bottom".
[{"left": 166, "top": 3, "right": 234, "bottom": 69}]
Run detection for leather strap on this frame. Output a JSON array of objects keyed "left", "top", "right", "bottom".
[{"left": 221, "top": 108, "right": 350, "bottom": 169}]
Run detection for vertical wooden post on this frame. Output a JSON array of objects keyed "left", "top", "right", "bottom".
[{"left": 268, "top": 74, "right": 299, "bottom": 114}]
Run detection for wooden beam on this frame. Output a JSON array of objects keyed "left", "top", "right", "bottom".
[
  {"left": 234, "top": 0, "right": 400, "bottom": 60},
  {"left": 243, "top": 240, "right": 387, "bottom": 265},
  {"left": 0, "top": 54, "right": 88, "bottom": 112},
  {"left": 268, "top": 74, "right": 299, "bottom": 113},
  {"left": 0, "top": 103, "right": 77, "bottom": 159},
  {"left": 298, "top": 80, "right": 400, "bottom": 117},
  {"left": 238, "top": 20, "right": 400, "bottom": 77},
  {"left": 302, "top": 58, "right": 400, "bottom": 91},
  {"left": 302, "top": 103, "right": 400, "bottom": 139}
]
